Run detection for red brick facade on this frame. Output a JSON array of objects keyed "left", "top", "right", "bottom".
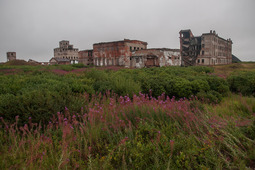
[
  {"left": 93, "top": 39, "right": 147, "bottom": 67},
  {"left": 78, "top": 50, "right": 93, "bottom": 65}
]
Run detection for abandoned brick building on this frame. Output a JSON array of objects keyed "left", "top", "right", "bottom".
[
  {"left": 50, "top": 30, "right": 232, "bottom": 67},
  {"left": 93, "top": 39, "right": 148, "bottom": 67},
  {"left": 92, "top": 39, "right": 181, "bottom": 68},
  {"left": 179, "top": 30, "right": 232, "bottom": 66},
  {"left": 78, "top": 50, "right": 93, "bottom": 65},
  {"left": 51, "top": 40, "right": 79, "bottom": 65},
  {"left": 130, "top": 48, "right": 181, "bottom": 68},
  {"left": 7, "top": 52, "right": 16, "bottom": 61}
]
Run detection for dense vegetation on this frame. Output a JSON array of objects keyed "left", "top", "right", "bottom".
[{"left": 0, "top": 63, "right": 254, "bottom": 169}]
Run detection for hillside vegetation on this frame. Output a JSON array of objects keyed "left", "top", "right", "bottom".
[{"left": 0, "top": 63, "right": 254, "bottom": 169}]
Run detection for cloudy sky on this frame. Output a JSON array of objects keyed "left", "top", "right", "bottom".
[{"left": 0, "top": 0, "right": 254, "bottom": 62}]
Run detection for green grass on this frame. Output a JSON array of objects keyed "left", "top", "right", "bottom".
[
  {"left": 0, "top": 63, "right": 254, "bottom": 169},
  {"left": 0, "top": 93, "right": 254, "bottom": 169}
]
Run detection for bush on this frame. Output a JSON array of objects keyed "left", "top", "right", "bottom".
[
  {"left": 197, "top": 90, "right": 223, "bottom": 103},
  {"left": 0, "top": 89, "right": 66, "bottom": 125},
  {"left": 0, "top": 66, "right": 232, "bottom": 125},
  {"left": 72, "top": 63, "right": 86, "bottom": 68},
  {"left": 227, "top": 71, "right": 255, "bottom": 96},
  {"left": 191, "top": 79, "right": 210, "bottom": 94},
  {"left": 190, "top": 66, "right": 214, "bottom": 74},
  {"left": 110, "top": 74, "right": 141, "bottom": 97},
  {"left": 205, "top": 76, "right": 229, "bottom": 96}
]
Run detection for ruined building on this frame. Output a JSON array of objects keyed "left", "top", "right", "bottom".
[
  {"left": 130, "top": 48, "right": 181, "bottom": 68},
  {"left": 93, "top": 39, "right": 148, "bottom": 67},
  {"left": 179, "top": 30, "right": 232, "bottom": 66},
  {"left": 50, "top": 30, "right": 232, "bottom": 67},
  {"left": 51, "top": 40, "right": 79, "bottom": 64},
  {"left": 78, "top": 50, "right": 93, "bottom": 65},
  {"left": 7, "top": 52, "right": 16, "bottom": 61}
]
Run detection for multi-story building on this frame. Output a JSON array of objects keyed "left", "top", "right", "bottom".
[
  {"left": 7, "top": 52, "right": 16, "bottom": 61},
  {"left": 179, "top": 30, "right": 232, "bottom": 66},
  {"left": 78, "top": 50, "right": 93, "bottom": 65},
  {"left": 53, "top": 40, "right": 79, "bottom": 64},
  {"left": 93, "top": 39, "right": 148, "bottom": 67}
]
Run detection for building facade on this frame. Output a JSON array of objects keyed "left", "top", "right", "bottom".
[
  {"left": 93, "top": 39, "right": 148, "bottom": 67},
  {"left": 179, "top": 30, "right": 232, "bottom": 66},
  {"left": 7, "top": 52, "right": 16, "bottom": 61},
  {"left": 130, "top": 48, "right": 181, "bottom": 68},
  {"left": 78, "top": 50, "right": 93, "bottom": 65},
  {"left": 53, "top": 40, "right": 79, "bottom": 64}
]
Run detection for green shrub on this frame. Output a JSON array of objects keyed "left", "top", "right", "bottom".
[
  {"left": 205, "top": 76, "right": 229, "bottom": 96},
  {"left": 197, "top": 90, "right": 223, "bottom": 103},
  {"left": 110, "top": 74, "right": 141, "bottom": 97},
  {"left": 190, "top": 66, "right": 214, "bottom": 74},
  {"left": 227, "top": 71, "right": 255, "bottom": 96},
  {"left": 72, "top": 63, "right": 86, "bottom": 68},
  {"left": 59, "top": 65, "right": 74, "bottom": 71},
  {"left": 191, "top": 79, "right": 210, "bottom": 94},
  {"left": 93, "top": 80, "right": 113, "bottom": 93}
]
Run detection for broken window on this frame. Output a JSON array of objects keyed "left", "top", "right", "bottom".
[
  {"left": 198, "top": 59, "right": 200, "bottom": 63},
  {"left": 130, "top": 47, "right": 132, "bottom": 51},
  {"left": 134, "top": 47, "right": 136, "bottom": 50},
  {"left": 202, "top": 59, "right": 204, "bottom": 63}
]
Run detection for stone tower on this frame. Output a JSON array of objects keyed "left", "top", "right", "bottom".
[{"left": 7, "top": 52, "right": 16, "bottom": 61}]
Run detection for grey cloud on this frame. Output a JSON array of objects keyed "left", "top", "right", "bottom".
[{"left": 0, "top": 0, "right": 254, "bottom": 62}]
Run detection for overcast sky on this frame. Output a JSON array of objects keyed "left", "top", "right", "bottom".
[{"left": 0, "top": 0, "right": 254, "bottom": 62}]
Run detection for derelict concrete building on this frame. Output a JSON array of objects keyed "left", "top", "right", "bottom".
[
  {"left": 179, "top": 30, "right": 232, "bottom": 66},
  {"left": 130, "top": 48, "right": 181, "bottom": 68},
  {"left": 53, "top": 40, "right": 79, "bottom": 64}
]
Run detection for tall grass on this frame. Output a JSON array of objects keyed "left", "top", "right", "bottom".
[{"left": 0, "top": 92, "right": 254, "bottom": 169}]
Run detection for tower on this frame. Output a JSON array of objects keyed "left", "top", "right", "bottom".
[{"left": 7, "top": 52, "right": 16, "bottom": 61}]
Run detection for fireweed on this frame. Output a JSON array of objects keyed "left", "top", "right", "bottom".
[{"left": 0, "top": 92, "right": 254, "bottom": 169}]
